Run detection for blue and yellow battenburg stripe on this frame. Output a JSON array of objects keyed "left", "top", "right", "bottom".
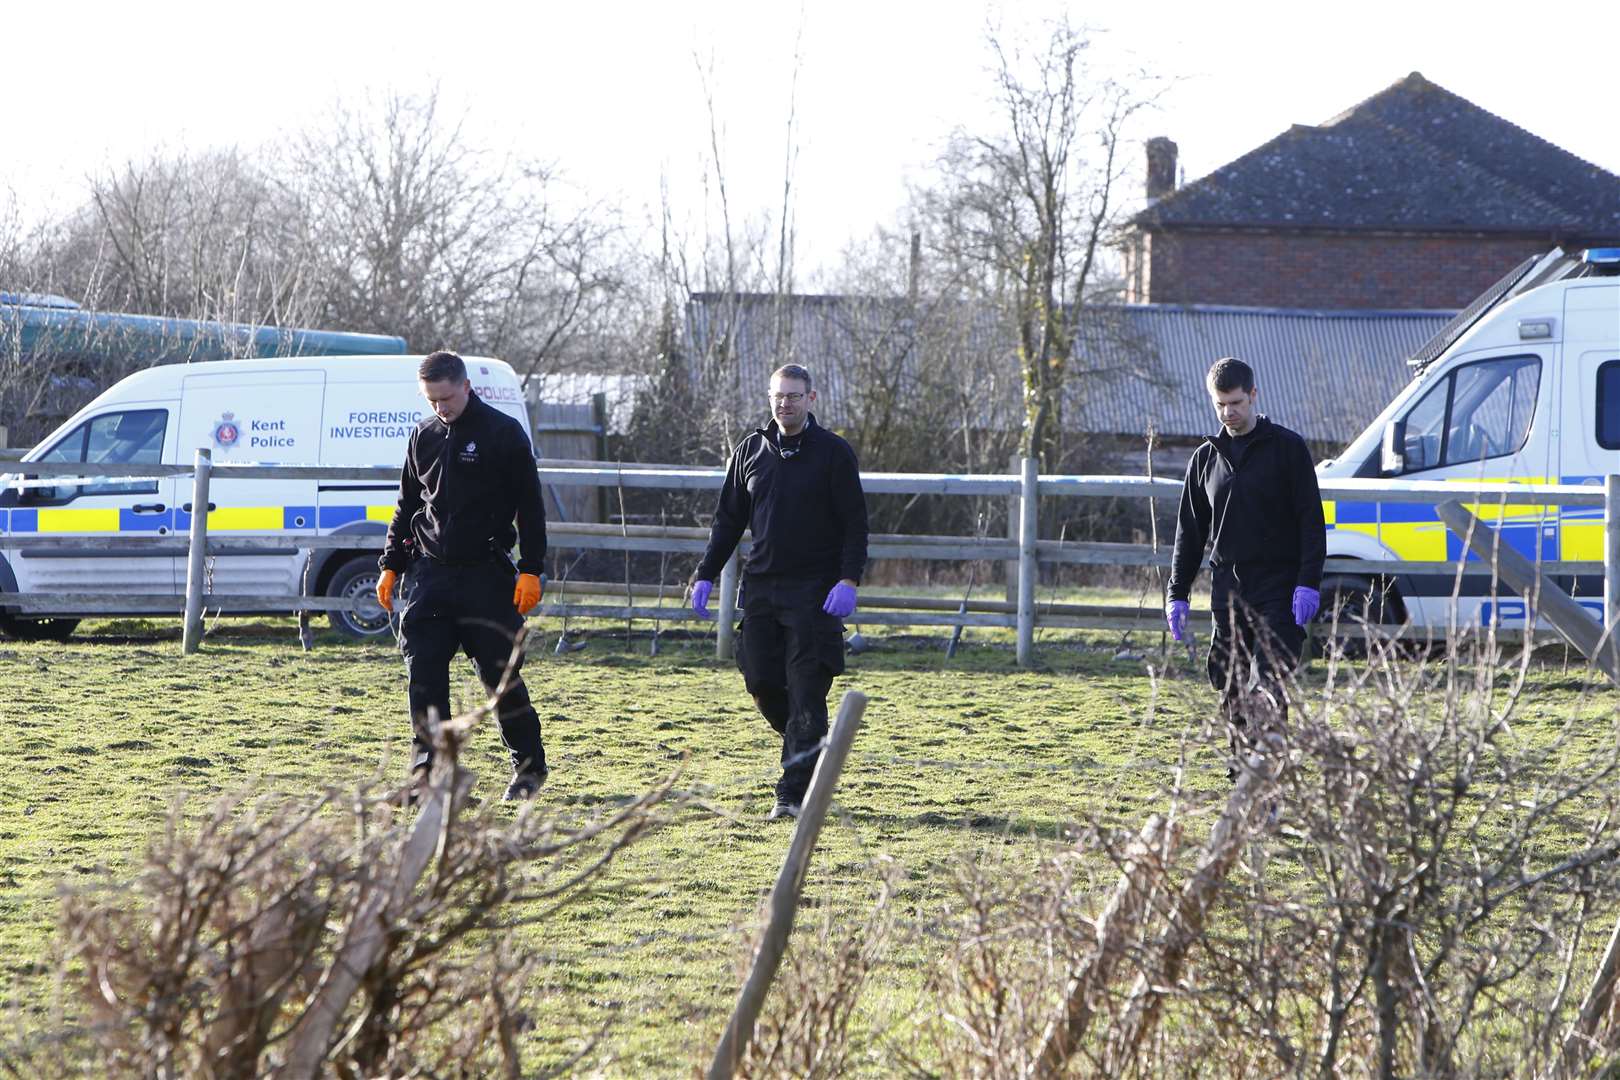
[
  {"left": 1, "top": 505, "right": 395, "bottom": 534},
  {"left": 1323, "top": 476, "right": 1584, "bottom": 568}
]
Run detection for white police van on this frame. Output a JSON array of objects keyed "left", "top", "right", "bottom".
[
  {"left": 0, "top": 355, "right": 533, "bottom": 640},
  {"left": 1316, "top": 248, "right": 1620, "bottom": 633}
]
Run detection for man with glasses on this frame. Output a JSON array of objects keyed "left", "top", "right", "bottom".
[{"left": 689, "top": 364, "right": 869, "bottom": 820}]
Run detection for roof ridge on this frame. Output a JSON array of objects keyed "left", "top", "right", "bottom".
[
  {"left": 1139, "top": 109, "right": 1564, "bottom": 218},
  {"left": 1321, "top": 70, "right": 1433, "bottom": 128},
  {"left": 1330, "top": 72, "right": 1620, "bottom": 197}
]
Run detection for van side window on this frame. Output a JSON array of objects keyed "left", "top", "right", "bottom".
[
  {"left": 1399, "top": 355, "right": 1539, "bottom": 473},
  {"left": 1598, "top": 361, "right": 1620, "bottom": 450},
  {"left": 31, "top": 409, "right": 167, "bottom": 501}
]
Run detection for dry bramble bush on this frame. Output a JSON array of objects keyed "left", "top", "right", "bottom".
[
  {"left": 734, "top": 628, "right": 1620, "bottom": 1080},
  {"left": 5, "top": 649, "right": 680, "bottom": 1080}
]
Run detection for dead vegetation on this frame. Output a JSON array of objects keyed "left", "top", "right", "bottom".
[{"left": 9, "top": 627, "right": 1620, "bottom": 1078}]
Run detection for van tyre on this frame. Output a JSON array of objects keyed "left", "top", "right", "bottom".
[
  {"left": 326, "top": 559, "right": 392, "bottom": 640},
  {"left": 1312, "top": 575, "right": 1402, "bottom": 660},
  {"left": 0, "top": 615, "right": 79, "bottom": 642}
]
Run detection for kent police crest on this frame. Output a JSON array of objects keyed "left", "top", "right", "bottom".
[{"left": 212, "top": 412, "right": 240, "bottom": 448}]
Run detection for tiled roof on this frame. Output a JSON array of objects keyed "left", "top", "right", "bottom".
[
  {"left": 1135, "top": 72, "right": 1620, "bottom": 237},
  {"left": 682, "top": 293, "right": 1453, "bottom": 446}
]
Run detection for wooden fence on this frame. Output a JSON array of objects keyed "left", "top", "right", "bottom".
[{"left": 3, "top": 456, "right": 1618, "bottom": 664}]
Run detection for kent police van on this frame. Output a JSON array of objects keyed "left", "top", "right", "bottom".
[
  {"left": 0, "top": 355, "right": 532, "bottom": 640},
  {"left": 1317, "top": 248, "right": 1620, "bottom": 633}
]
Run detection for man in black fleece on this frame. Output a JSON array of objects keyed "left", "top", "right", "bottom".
[
  {"left": 689, "top": 364, "right": 869, "bottom": 819},
  {"left": 376, "top": 350, "right": 549, "bottom": 802},
  {"left": 1167, "top": 357, "right": 1324, "bottom": 772}
]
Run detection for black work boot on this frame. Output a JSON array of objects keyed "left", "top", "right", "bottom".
[{"left": 503, "top": 767, "right": 548, "bottom": 801}]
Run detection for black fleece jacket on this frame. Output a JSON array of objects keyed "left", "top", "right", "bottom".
[
  {"left": 380, "top": 391, "right": 547, "bottom": 574},
  {"left": 1168, "top": 415, "right": 1325, "bottom": 606},
  {"left": 696, "top": 415, "right": 869, "bottom": 585}
]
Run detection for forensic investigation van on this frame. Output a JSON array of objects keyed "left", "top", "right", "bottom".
[
  {"left": 1316, "top": 247, "right": 1620, "bottom": 633},
  {"left": 0, "top": 355, "right": 533, "bottom": 641}
]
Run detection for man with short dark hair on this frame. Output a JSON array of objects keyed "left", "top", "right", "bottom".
[
  {"left": 1167, "top": 357, "right": 1324, "bottom": 775},
  {"left": 689, "top": 363, "right": 869, "bottom": 820},
  {"left": 377, "top": 350, "right": 550, "bottom": 802}
]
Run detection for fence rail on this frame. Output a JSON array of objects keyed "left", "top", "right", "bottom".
[{"left": 3, "top": 457, "right": 1616, "bottom": 661}]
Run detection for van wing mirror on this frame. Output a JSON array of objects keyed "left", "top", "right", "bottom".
[
  {"left": 1381, "top": 419, "right": 1407, "bottom": 475},
  {"left": 16, "top": 476, "right": 69, "bottom": 504}
]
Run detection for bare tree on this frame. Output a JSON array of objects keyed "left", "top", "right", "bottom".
[
  {"left": 0, "top": 156, "right": 320, "bottom": 446},
  {"left": 68, "top": 148, "right": 315, "bottom": 326},
  {"left": 917, "top": 16, "right": 1156, "bottom": 468},
  {"left": 291, "top": 88, "right": 624, "bottom": 376}
]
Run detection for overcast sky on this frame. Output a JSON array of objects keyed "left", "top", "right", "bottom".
[{"left": 6, "top": 0, "right": 1617, "bottom": 278}]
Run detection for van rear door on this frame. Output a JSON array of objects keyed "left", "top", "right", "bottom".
[
  {"left": 176, "top": 370, "right": 324, "bottom": 603},
  {"left": 1556, "top": 283, "right": 1620, "bottom": 613}
]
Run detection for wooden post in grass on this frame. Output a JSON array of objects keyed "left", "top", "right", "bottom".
[
  {"left": 181, "top": 448, "right": 212, "bottom": 655},
  {"left": 1548, "top": 912, "right": 1620, "bottom": 1079},
  {"left": 279, "top": 750, "right": 474, "bottom": 1077},
  {"left": 1035, "top": 813, "right": 1177, "bottom": 1077},
  {"left": 1016, "top": 455, "right": 1039, "bottom": 667},
  {"left": 716, "top": 550, "right": 740, "bottom": 661},
  {"left": 707, "top": 690, "right": 868, "bottom": 1080},
  {"left": 1437, "top": 499, "right": 1620, "bottom": 685},
  {"left": 1104, "top": 737, "right": 1285, "bottom": 1074}
]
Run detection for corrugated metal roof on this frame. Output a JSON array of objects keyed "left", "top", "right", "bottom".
[
  {"left": 681, "top": 293, "right": 1455, "bottom": 446},
  {"left": 1074, "top": 303, "right": 1455, "bottom": 444}
]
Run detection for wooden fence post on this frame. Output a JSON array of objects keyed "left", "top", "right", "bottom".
[
  {"left": 1006, "top": 452, "right": 1021, "bottom": 605},
  {"left": 1017, "top": 455, "right": 1039, "bottom": 667},
  {"left": 1437, "top": 499, "right": 1620, "bottom": 684},
  {"left": 592, "top": 392, "right": 609, "bottom": 525},
  {"left": 707, "top": 690, "right": 869, "bottom": 1080},
  {"left": 181, "top": 448, "right": 212, "bottom": 655},
  {"left": 716, "top": 550, "right": 740, "bottom": 661}
]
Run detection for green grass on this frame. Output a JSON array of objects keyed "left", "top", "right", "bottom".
[{"left": 0, "top": 611, "right": 1613, "bottom": 1074}]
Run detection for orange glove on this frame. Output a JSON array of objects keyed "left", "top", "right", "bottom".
[
  {"left": 376, "top": 568, "right": 398, "bottom": 613},
  {"left": 514, "top": 572, "right": 542, "bottom": 615}
]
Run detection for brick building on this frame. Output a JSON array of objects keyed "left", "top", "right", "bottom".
[{"left": 1122, "top": 72, "right": 1620, "bottom": 309}]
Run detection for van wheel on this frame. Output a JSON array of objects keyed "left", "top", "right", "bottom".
[
  {"left": 1312, "top": 575, "right": 1402, "bottom": 660},
  {"left": 326, "top": 559, "right": 393, "bottom": 640},
  {"left": 0, "top": 615, "right": 80, "bottom": 642}
]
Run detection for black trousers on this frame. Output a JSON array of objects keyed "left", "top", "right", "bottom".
[
  {"left": 734, "top": 576, "right": 846, "bottom": 804},
  {"left": 1207, "top": 596, "right": 1303, "bottom": 765},
  {"left": 398, "top": 556, "right": 544, "bottom": 775}
]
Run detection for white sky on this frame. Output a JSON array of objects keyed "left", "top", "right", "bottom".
[{"left": 5, "top": 0, "right": 1618, "bottom": 280}]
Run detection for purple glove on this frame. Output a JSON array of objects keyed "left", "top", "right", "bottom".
[
  {"left": 823, "top": 581, "right": 857, "bottom": 618},
  {"left": 1166, "top": 599, "right": 1190, "bottom": 642},
  {"left": 1292, "top": 586, "right": 1321, "bottom": 626},
  {"left": 691, "top": 579, "right": 714, "bottom": 620}
]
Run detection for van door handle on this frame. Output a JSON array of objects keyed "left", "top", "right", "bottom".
[
  {"left": 131, "top": 503, "right": 167, "bottom": 513},
  {"left": 182, "top": 502, "right": 217, "bottom": 513}
]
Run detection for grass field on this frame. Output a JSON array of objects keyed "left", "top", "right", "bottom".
[{"left": 1, "top": 610, "right": 1615, "bottom": 1074}]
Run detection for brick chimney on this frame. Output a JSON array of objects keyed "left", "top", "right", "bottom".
[{"left": 1146, "top": 137, "right": 1178, "bottom": 200}]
